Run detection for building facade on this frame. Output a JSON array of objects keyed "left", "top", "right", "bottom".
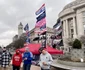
[
  {"left": 13, "top": 26, "right": 55, "bottom": 47},
  {"left": 59, "top": 0, "right": 85, "bottom": 52},
  {"left": 30, "top": 27, "right": 55, "bottom": 46}
]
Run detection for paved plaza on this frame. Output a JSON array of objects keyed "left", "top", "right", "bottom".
[
  {"left": 51, "top": 60, "right": 85, "bottom": 70},
  {"left": 7, "top": 65, "right": 57, "bottom": 70}
]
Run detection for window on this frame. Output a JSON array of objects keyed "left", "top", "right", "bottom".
[
  {"left": 69, "top": 20, "right": 73, "bottom": 28},
  {"left": 71, "top": 29, "right": 74, "bottom": 33},
  {"left": 68, "top": 18, "right": 74, "bottom": 38},
  {"left": 82, "top": 11, "right": 85, "bottom": 17},
  {"left": 83, "top": 17, "right": 85, "bottom": 23},
  {"left": 19, "top": 27, "right": 22, "bottom": 30},
  {"left": 71, "top": 34, "right": 73, "bottom": 38},
  {"left": 71, "top": 29, "right": 74, "bottom": 38}
]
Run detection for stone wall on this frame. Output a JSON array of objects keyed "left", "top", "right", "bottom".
[{"left": 71, "top": 49, "right": 85, "bottom": 62}]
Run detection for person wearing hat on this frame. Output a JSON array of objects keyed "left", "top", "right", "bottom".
[
  {"left": 23, "top": 47, "right": 33, "bottom": 70},
  {"left": 39, "top": 47, "right": 53, "bottom": 70},
  {"left": 12, "top": 50, "right": 22, "bottom": 70}
]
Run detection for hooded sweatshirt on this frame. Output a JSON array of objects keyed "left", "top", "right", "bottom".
[{"left": 12, "top": 51, "right": 22, "bottom": 66}]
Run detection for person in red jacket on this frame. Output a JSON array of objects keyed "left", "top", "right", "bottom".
[{"left": 12, "top": 50, "right": 22, "bottom": 70}]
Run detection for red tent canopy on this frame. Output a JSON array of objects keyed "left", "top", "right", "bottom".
[{"left": 19, "top": 43, "right": 63, "bottom": 55}]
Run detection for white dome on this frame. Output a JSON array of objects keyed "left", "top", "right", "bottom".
[{"left": 63, "top": 0, "right": 85, "bottom": 10}]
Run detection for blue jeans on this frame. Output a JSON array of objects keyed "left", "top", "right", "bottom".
[{"left": 23, "top": 64, "right": 31, "bottom": 70}]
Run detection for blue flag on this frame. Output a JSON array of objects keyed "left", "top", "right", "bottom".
[
  {"left": 36, "top": 11, "right": 46, "bottom": 22},
  {"left": 24, "top": 23, "right": 30, "bottom": 43},
  {"left": 53, "top": 19, "right": 61, "bottom": 28},
  {"left": 35, "top": 4, "right": 45, "bottom": 15},
  {"left": 24, "top": 23, "right": 29, "bottom": 31},
  {"left": 26, "top": 37, "right": 30, "bottom": 43}
]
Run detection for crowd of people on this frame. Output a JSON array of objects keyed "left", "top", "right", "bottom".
[{"left": 0, "top": 46, "right": 53, "bottom": 70}]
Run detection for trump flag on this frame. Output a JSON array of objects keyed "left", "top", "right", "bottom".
[{"left": 35, "top": 4, "right": 45, "bottom": 15}]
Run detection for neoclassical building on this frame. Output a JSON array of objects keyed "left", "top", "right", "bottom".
[
  {"left": 59, "top": 0, "right": 85, "bottom": 52},
  {"left": 30, "top": 27, "right": 55, "bottom": 45}
]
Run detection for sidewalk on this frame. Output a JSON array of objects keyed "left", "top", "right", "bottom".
[
  {"left": 8, "top": 65, "right": 40, "bottom": 70},
  {"left": 51, "top": 60, "right": 85, "bottom": 70},
  {"left": 9, "top": 61, "right": 41, "bottom": 70},
  {"left": 31, "top": 65, "right": 40, "bottom": 70},
  {"left": 9, "top": 61, "right": 56, "bottom": 70},
  {"left": 8, "top": 65, "right": 56, "bottom": 70}
]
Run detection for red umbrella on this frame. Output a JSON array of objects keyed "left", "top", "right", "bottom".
[{"left": 19, "top": 43, "right": 63, "bottom": 55}]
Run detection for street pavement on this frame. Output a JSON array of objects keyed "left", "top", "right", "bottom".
[
  {"left": 51, "top": 60, "right": 85, "bottom": 70},
  {"left": 6, "top": 60, "right": 69, "bottom": 70},
  {"left": 8, "top": 65, "right": 57, "bottom": 70}
]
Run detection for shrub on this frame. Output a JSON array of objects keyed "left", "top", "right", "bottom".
[{"left": 72, "top": 39, "right": 82, "bottom": 49}]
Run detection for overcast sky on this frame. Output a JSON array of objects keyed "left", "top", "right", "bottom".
[{"left": 0, "top": 0, "right": 75, "bottom": 46}]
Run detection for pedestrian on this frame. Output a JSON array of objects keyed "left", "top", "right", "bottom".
[
  {"left": 1, "top": 47, "right": 11, "bottom": 70},
  {"left": 39, "top": 47, "right": 53, "bottom": 70},
  {"left": 0, "top": 46, "right": 2, "bottom": 69},
  {"left": 23, "top": 47, "right": 33, "bottom": 70},
  {"left": 12, "top": 50, "right": 22, "bottom": 70}
]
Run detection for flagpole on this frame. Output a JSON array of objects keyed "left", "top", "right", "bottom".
[
  {"left": 45, "top": 31, "right": 47, "bottom": 48},
  {"left": 38, "top": 34, "right": 39, "bottom": 43},
  {"left": 45, "top": 5, "right": 46, "bottom": 48},
  {"left": 45, "top": 24, "right": 46, "bottom": 48}
]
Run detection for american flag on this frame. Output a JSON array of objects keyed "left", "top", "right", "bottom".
[{"left": 35, "top": 18, "right": 46, "bottom": 27}]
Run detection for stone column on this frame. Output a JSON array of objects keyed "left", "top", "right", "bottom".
[
  {"left": 63, "top": 20, "right": 66, "bottom": 38},
  {"left": 63, "top": 20, "right": 67, "bottom": 53},
  {"left": 66, "top": 19, "right": 69, "bottom": 38},
  {"left": 73, "top": 17, "right": 77, "bottom": 38}
]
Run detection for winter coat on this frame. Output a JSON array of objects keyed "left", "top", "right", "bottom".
[
  {"left": 23, "top": 52, "right": 33, "bottom": 65},
  {"left": 1, "top": 51, "right": 11, "bottom": 67}
]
